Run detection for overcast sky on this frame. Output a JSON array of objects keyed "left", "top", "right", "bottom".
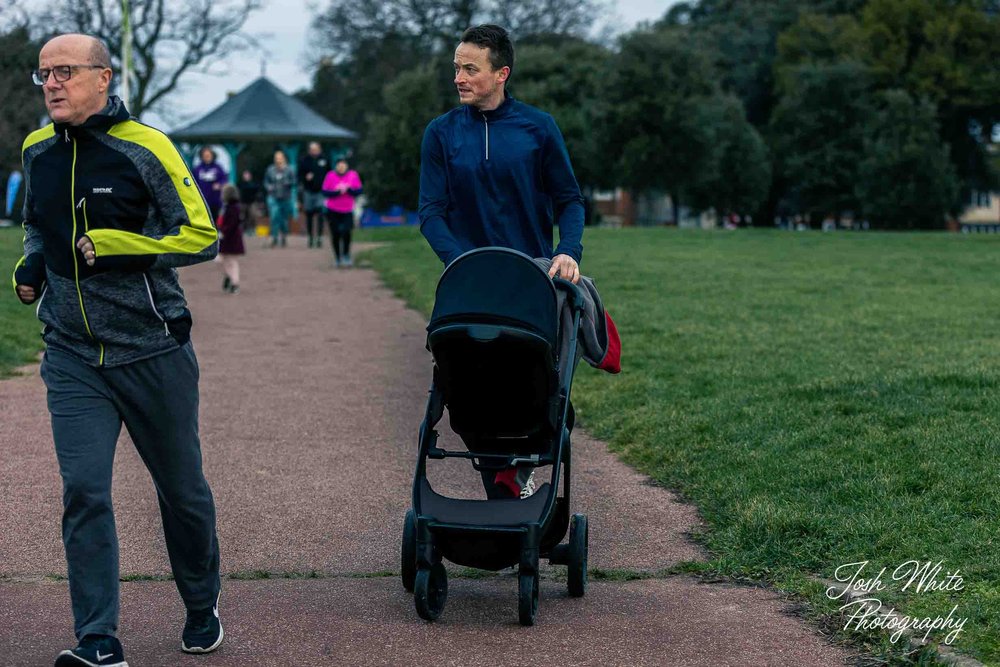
[{"left": 149, "top": 0, "right": 678, "bottom": 130}]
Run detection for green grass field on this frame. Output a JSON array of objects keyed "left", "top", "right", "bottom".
[
  {"left": 357, "top": 226, "right": 1000, "bottom": 665},
  {"left": 4, "top": 224, "right": 999, "bottom": 663},
  {"left": 0, "top": 226, "right": 45, "bottom": 376}
]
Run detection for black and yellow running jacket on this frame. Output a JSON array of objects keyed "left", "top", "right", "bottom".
[{"left": 11, "top": 97, "right": 218, "bottom": 367}]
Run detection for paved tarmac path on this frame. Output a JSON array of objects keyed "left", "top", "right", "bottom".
[{"left": 0, "top": 238, "right": 852, "bottom": 666}]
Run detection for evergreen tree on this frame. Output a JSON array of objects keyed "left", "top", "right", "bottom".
[{"left": 856, "top": 90, "right": 959, "bottom": 229}]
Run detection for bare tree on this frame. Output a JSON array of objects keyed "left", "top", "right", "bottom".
[
  {"left": 311, "top": 0, "right": 479, "bottom": 62},
  {"left": 37, "top": 0, "right": 264, "bottom": 117},
  {"left": 495, "top": 0, "right": 611, "bottom": 40},
  {"left": 310, "top": 0, "right": 604, "bottom": 63}
]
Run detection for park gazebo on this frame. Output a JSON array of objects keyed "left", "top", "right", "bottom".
[{"left": 170, "top": 76, "right": 356, "bottom": 184}]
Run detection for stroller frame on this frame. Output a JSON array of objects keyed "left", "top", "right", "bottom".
[{"left": 401, "top": 248, "right": 590, "bottom": 626}]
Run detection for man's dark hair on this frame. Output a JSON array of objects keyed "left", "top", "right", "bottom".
[{"left": 461, "top": 24, "right": 514, "bottom": 75}]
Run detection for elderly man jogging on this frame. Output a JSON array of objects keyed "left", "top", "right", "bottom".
[{"left": 13, "top": 34, "right": 223, "bottom": 666}]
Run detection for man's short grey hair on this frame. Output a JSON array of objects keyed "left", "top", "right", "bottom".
[{"left": 89, "top": 37, "right": 112, "bottom": 69}]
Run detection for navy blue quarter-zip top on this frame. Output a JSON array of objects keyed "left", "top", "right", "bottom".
[{"left": 418, "top": 94, "right": 585, "bottom": 266}]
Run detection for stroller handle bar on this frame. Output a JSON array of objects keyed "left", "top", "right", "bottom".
[{"left": 551, "top": 276, "right": 586, "bottom": 312}]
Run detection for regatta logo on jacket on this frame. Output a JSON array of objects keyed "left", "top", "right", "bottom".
[{"left": 92, "top": 187, "right": 113, "bottom": 194}]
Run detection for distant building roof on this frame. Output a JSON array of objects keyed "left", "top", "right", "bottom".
[{"left": 170, "top": 76, "right": 356, "bottom": 143}]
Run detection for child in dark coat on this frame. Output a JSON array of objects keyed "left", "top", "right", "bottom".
[{"left": 218, "top": 183, "right": 245, "bottom": 293}]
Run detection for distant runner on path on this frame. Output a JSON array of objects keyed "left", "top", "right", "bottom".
[
  {"left": 298, "top": 141, "right": 329, "bottom": 249},
  {"left": 192, "top": 146, "right": 228, "bottom": 224},
  {"left": 264, "top": 149, "right": 295, "bottom": 248},
  {"left": 322, "top": 157, "right": 362, "bottom": 267}
]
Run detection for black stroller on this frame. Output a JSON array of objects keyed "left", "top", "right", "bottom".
[{"left": 401, "top": 247, "right": 589, "bottom": 626}]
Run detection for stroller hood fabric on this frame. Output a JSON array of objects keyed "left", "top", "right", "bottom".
[
  {"left": 426, "top": 248, "right": 621, "bottom": 375},
  {"left": 429, "top": 248, "right": 559, "bottom": 344}
]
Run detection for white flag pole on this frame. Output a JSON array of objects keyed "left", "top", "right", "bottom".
[{"left": 121, "top": 0, "right": 132, "bottom": 112}]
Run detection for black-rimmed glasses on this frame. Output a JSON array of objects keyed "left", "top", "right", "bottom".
[{"left": 32, "top": 64, "right": 108, "bottom": 86}]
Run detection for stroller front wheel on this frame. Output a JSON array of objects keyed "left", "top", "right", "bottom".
[
  {"left": 401, "top": 509, "right": 417, "bottom": 592},
  {"left": 414, "top": 563, "right": 448, "bottom": 621},
  {"left": 518, "top": 571, "right": 539, "bottom": 626},
  {"left": 568, "top": 513, "right": 588, "bottom": 598}
]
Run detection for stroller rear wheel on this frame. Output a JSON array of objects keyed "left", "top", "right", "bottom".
[
  {"left": 401, "top": 509, "right": 416, "bottom": 592},
  {"left": 414, "top": 562, "right": 448, "bottom": 621},
  {"left": 568, "top": 513, "right": 588, "bottom": 598},
  {"left": 518, "top": 571, "right": 539, "bottom": 626}
]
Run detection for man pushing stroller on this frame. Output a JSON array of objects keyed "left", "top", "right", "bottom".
[{"left": 419, "top": 24, "right": 618, "bottom": 499}]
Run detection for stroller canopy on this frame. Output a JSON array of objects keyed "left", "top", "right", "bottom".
[{"left": 428, "top": 248, "right": 559, "bottom": 344}]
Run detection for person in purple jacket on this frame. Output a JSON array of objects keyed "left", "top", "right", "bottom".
[
  {"left": 418, "top": 24, "right": 586, "bottom": 499},
  {"left": 193, "top": 146, "right": 229, "bottom": 223}
]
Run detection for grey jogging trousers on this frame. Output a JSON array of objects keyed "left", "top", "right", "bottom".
[{"left": 40, "top": 342, "right": 220, "bottom": 640}]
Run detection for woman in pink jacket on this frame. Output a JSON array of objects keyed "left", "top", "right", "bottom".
[{"left": 321, "top": 158, "right": 363, "bottom": 267}]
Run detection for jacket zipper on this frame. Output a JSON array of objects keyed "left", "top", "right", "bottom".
[
  {"left": 142, "top": 272, "right": 170, "bottom": 336},
  {"left": 70, "top": 142, "right": 105, "bottom": 365},
  {"left": 35, "top": 284, "right": 47, "bottom": 317},
  {"left": 482, "top": 114, "right": 490, "bottom": 160}
]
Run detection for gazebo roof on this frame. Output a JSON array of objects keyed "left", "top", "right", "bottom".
[{"left": 170, "top": 76, "right": 356, "bottom": 143}]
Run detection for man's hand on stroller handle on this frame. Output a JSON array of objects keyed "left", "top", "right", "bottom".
[{"left": 548, "top": 254, "right": 580, "bottom": 284}]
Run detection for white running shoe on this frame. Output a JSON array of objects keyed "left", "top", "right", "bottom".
[{"left": 520, "top": 471, "right": 536, "bottom": 499}]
